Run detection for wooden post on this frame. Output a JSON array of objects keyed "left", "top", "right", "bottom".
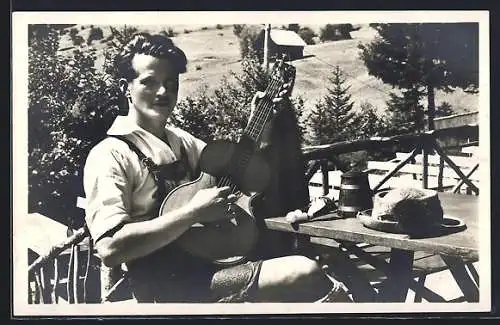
[
  {"left": 427, "top": 84, "right": 435, "bottom": 131},
  {"left": 452, "top": 163, "right": 479, "bottom": 194},
  {"left": 321, "top": 159, "right": 330, "bottom": 196},
  {"left": 73, "top": 245, "right": 80, "bottom": 303},
  {"left": 263, "top": 24, "right": 271, "bottom": 73},
  {"left": 433, "top": 142, "right": 479, "bottom": 195},
  {"left": 372, "top": 147, "right": 420, "bottom": 193},
  {"left": 52, "top": 258, "right": 59, "bottom": 304},
  {"left": 438, "top": 155, "right": 444, "bottom": 192},
  {"left": 422, "top": 143, "right": 429, "bottom": 189}
]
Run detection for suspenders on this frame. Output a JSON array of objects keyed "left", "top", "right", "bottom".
[{"left": 108, "top": 135, "right": 192, "bottom": 209}]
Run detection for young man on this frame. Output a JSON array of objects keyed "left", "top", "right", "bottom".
[{"left": 84, "top": 33, "right": 350, "bottom": 303}]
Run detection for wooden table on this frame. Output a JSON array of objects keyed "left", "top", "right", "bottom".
[{"left": 264, "top": 192, "right": 479, "bottom": 302}]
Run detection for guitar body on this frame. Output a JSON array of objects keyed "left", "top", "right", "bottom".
[
  {"left": 159, "top": 140, "right": 269, "bottom": 265},
  {"left": 159, "top": 57, "right": 296, "bottom": 266}
]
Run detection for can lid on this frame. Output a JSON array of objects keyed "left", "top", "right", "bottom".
[{"left": 342, "top": 170, "right": 368, "bottom": 178}]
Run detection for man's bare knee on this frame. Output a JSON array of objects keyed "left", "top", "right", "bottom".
[
  {"left": 289, "top": 256, "right": 330, "bottom": 291},
  {"left": 285, "top": 255, "right": 324, "bottom": 283},
  {"left": 256, "top": 255, "right": 330, "bottom": 301}
]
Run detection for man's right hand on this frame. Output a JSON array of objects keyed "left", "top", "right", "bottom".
[{"left": 189, "top": 186, "right": 238, "bottom": 223}]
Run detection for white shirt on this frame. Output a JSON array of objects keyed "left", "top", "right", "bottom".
[{"left": 83, "top": 115, "right": 206, "bottom": 242}]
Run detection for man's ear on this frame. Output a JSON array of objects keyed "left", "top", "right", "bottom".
[{"left": 118, "top": 78, "right": 129, "bottom": 95}]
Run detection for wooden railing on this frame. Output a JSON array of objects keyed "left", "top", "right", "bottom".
[
  {"left": 26, "top": 124, "right": 479, "bottom": 304},
  {"left": 303, "top": 125, "right": 479, "bottom": 197}
]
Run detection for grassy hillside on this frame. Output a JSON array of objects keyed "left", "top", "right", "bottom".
[{"left": 58, "top": 24, "right": 478, "bottom": 117}]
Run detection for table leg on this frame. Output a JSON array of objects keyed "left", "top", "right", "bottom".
[
  {"left": 440, "top": 255, "right": 479, "bottom": 302},
  {"left": 379, "top": 249, "right": 414, "bottom": 302},
  {"left": 318, "top": 245, "right": 378, "bottom": 302},
  {"left": 466, "top": 262, "right": 480, "bottom": 287}
]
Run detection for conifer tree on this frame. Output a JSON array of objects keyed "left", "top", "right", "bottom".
[
  {"left": 384, "top": 87, "right": 426, "bottom": 135},
  {"left": 307, "top": 65, "right": 360, "bottom": 145},
  {"left": 359, "top": 23, "right": 478, "bottom": 130}
]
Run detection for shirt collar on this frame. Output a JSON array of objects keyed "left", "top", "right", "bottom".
[
  {"left": 106, "top": 115, "right": 180, "bottom": 163},
  {"left": 107, "top": 115, "right": 143, "bottom": 136}
]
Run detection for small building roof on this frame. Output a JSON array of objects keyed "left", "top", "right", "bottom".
[{"left": 270, "top": 29, "right": 307, "bottom": 47}]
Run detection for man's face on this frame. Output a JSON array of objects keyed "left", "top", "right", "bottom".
[{"left": 126, "top": 53, "right": 180, "bottom": 120}]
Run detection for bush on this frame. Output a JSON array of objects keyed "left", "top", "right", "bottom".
[
  {"left": 319, "top": 24, "right": 353, "bottom": 42},
  {"left": 71, "top": 35, "right": 85, "bottom": 46},
  {"left": 86, "top": 26, "right": 104, "bottom": 45},
  {"left": 436, "top": 101, "right": 454, "bottom": 117},
  {"left": 109, "top": 25, "right": 138, "bottom": 48},
  {"left": 286, "top": 24, "right": 300, "bottom": 33},
  {"left": 235, "top": 26, "right": 261, "bottom": 60},
  {"left": 215, "top": 24, "right": 224, "bottom": 30},
  {"left": 28, "top": 25, "right": 121, "bottom": 227},
  {"left": 298, "top": 27, "right": 316, "bottom": 45},
  {"left": 161, "top": 27, "right": 176, "bottom": 38},
  {"left": 232, "top": 24, "right": 246, "bottom": 38}
]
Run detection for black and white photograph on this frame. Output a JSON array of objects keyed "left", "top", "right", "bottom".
[{"left": 12, "top": 11, "right": 491, "bottom": 316}]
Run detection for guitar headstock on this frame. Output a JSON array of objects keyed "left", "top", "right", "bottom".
[{"left": 268, "top": 54, "right": 296, "bottom": 100}]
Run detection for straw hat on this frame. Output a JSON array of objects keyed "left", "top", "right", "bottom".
[{"left": 357, "top": 187, "right": 466, "bottom": 237}]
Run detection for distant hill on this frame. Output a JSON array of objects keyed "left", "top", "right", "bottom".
[{"left": 58, "top": 24, "right": 478, "bottom": 117}]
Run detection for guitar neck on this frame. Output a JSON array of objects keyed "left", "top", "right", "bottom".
[{"left": 242, "top": 79, "right": 284, "bottom": 143}]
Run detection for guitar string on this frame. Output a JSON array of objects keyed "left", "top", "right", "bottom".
[
  {"left": 246, "top": 77, "right": 281, "bottom": 140},
  {"left": 216, "top": 75, "right": 281, "bottom": 191},
  {"left": 215, "top": 77, "right": 282, "bottom": 194},
  {"left": 247, "top": 62, "right": 292, "bottom": 141},
  {"left": 216, "top": 65, "right": 291, "bottom": 195},
  {"left": 216, "top": 71, "right": 285, "bottom": 192}
]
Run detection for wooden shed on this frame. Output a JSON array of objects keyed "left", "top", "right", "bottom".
[{"left": 255, "top": 29, "right": 307, "bottom": 61}]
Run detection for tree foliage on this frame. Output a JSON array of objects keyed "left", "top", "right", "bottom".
[
  {"left": 306, "top": 65, "right": 360, "bottom": 145},
  {"left": 356, "top": 101, "right": 390, "bottom": 138},
  {"left": 319, "top": 24, "right": 353, "bottom": 42},
  {"left": 359, "top": 23, "right": 478, "bottom": 91},
  {"left": 28, "top": 25, "right": 121, "bottom": 226},
  {"left": 172, "top": 52, "right": 306, "bottom": 144},
  {"left": 233, "top": 25, "right": 262, "bottom": 60},
  {"left": 384, "top": 87, "right": 426, "bottom": 135},
  {"left": 297, "top": 27, "right": 316, "bottom": 45},
  {"left": 359, "top": 23, "right": 478, "bottom": 130}
]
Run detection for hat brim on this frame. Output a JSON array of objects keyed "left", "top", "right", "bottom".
[{"left": 357, "top": 209, "right": 467, "bottom": 236}]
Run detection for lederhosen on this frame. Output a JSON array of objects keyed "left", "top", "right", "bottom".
[{"left": 109, "top": 135, "right": 262, "bottom": 303}]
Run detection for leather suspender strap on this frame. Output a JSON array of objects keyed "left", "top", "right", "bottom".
[{"left": 108, "top": 135, "right": 167, "bottom": 207}]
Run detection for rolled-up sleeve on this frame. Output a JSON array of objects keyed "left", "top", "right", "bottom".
[{"left": 83, "top": 141, "right": 133, "bottom": 243}]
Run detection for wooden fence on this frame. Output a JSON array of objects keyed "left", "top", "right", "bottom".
[{"left": 304, "top": 125, "right": 479, "bottom": 198}]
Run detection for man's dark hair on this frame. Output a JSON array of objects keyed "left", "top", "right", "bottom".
[{"left": 116, "top": 32, "right": 188, "bottom": 81}]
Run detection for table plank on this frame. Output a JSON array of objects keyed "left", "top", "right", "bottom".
[{"left": 264, "top": 193, "right": 478, "bottom": 260}]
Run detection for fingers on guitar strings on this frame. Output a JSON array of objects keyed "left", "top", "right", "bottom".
[{"left": 217, "top": 186, "right": 231, "bottom": 196}]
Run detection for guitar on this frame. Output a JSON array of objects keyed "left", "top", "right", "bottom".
[{"left": 158, "top": 57, "right": 296, "bottom": 266}]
